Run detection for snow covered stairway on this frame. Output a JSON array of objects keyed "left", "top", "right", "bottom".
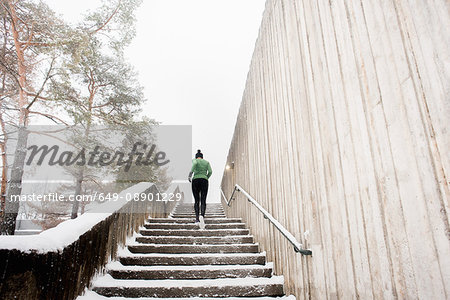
[{"left": 86, "top": 203, "right": 288, "bottom": 299}]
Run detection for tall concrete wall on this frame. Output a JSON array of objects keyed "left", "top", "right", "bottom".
[{"left": 221, "top": 0, "right": 449, "bottom": 298}]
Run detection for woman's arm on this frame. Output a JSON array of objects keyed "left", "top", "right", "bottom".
[
  {"left": 188, "top": 160, "right": 197, "bottom": 182},
  {"left": 207, "top": 162, "right": 212, "bottom": 179}
]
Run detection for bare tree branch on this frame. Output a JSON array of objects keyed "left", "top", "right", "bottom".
[
  {"left": 91, "top": 0, "right": 122, "bottom": 34},
  {"left": 26, "top": 57, "right": 55, "bottom": 110},
  {"left": 28, "top": 110, "right": 69, "bottom": 125},
  {"left": 27, "top": 130, "right": 80, "bottom": 150}
]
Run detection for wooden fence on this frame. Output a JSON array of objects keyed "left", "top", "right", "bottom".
[{"left": 221, "top": 0, "right": 449, "bottom": 298}]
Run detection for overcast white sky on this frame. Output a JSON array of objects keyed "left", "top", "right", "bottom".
[{"left": 45, "top": 0, "right": 266, "bottom": 202}]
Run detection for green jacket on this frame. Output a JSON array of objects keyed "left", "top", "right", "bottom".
[{"left": 190, "top": 158, "right": 212, "bottom": 180}]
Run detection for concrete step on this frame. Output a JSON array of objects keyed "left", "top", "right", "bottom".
[
  {"left": 175, "top": 204, "right": 223, "bottom": 208},
  {"left": 147, "top": 218, "right": 242, "bottom": 224},
  {"left": 173, "top": 209, "right": 224, "bottom": 212},
  {"left": 119, "top": 252, "right": 266, "bottom": 266},
  {"left": 107, "top": 261, "right": 273, "bottom": 280},
  {"left": 173, "top": 212, "right": 226, "bottom": 214},
  {"left": 92, "top": 275, "right": 284, "bottom": 298},
  {"left": 173, "top": 211, "right": 225, "bottom": 214},
  {"left": 175, "top": 203, "right": 223, "bottom": 206},
  {"left": 143, "top": 223, "right": 245, "bottom": 230},
  {"left": 173, "top": 206, "right": 223, "bottom": 210},
  {"left": 177, "top": 211, "right": 224, "bottom": 213},
  {"left": 171, "top": 213, "right": 226, "bottom": 217},
  {"left": 139, "top": 228, "right": 250, "bottom": 237},
  {"left": 136, "top": 235, "right": 254, "bottom": 245},
  {"left": 172, "top": 209, "right": 225, "bottom": 215},
  {"left": 128, "top": 243, "right": 259, "bottom": 254},
  {"left": 170, "top": 213, "right": 226, "bottom": 215},
  {"left": 79, "top": 290, "right": 295, "bottom": 299},
  {"left": 170, "top": 214, "right": 226, "bottom": 218}
]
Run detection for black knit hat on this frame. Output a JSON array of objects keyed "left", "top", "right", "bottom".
[{"left": 195, "top": 149, "right": 203, "bottom": 158}]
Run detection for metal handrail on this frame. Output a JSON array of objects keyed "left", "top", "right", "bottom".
[{"left": 220, "top": 184, "right": 312, "bottom": 256}]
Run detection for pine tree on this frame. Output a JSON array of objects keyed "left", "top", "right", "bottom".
[
  {"left": 58, "top": 0, "right": 145, "bottom": 218},
  {"left": 0, "top": 0, "right": 71, "bottom": 234}
]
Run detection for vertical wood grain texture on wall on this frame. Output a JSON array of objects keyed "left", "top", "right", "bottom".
[{"left": 221, "top": 0, "right": 449, "bottom": 298}]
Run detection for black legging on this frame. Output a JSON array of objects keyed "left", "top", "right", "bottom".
[{"left": 192, "top": 178, "right": 208, "bottom": 220}]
